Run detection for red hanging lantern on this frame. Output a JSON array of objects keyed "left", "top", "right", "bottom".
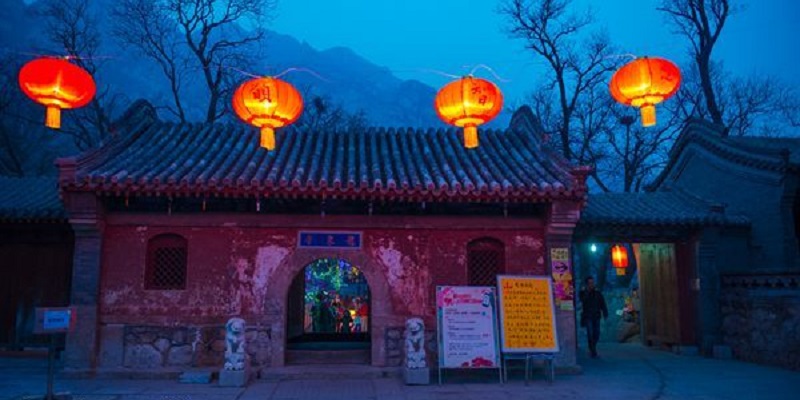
[
  {"left": 609, "top": 57, "right": 681, "bottom": 127},
  {"left": 611, "top": 244, "right": 629, "bottom": 276},
  {"left": 232, "top": 76, "right": 303, "bottom": 150},
  {"left": 434, "top": 76, "right": 503, "bottom": 149},
  {"left": 18, "top": 57, "right": 96, "bottom": 129}
]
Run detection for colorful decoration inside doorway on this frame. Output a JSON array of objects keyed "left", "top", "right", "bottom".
[{"left": 302, "top": 258, "right": 370, "bottom": 334}]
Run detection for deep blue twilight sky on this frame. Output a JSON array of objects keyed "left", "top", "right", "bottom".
[{"left": 272, "top": 0, "right": 800, "bottom": 105}]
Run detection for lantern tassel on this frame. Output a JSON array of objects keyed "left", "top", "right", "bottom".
[
  {"left": 640, "top": 104, "right": 656, "bottom": 127},
  {"left": 45, "top": 105, "right": 61, "bottom": 129},
  {"left": 260, "top": 126, "right": 276, "bottom": 150},
  {"left": 463, "top": 125, "right": 479, "bottom": 149}
]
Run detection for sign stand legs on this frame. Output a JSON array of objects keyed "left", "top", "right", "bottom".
[
  {"left": 45, "top": 334, "right": 55, "bottom": 400},
  {"left": 33, "top": 307, "right": 74, "bottom": 400},
  {"left": 525, "top": 354, "right": 531, "bottom": 386}
]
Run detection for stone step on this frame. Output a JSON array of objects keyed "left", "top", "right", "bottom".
[
  {"left": 285, "top": 349, "right": 370, "bottom": 365},
  {"left": 260, "top": 364, "right": 400, "bottom": 381}
]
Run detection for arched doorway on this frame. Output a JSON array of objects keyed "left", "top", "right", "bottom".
[{"left": 286, "top": 258, "right": 371, "bottom": 364}]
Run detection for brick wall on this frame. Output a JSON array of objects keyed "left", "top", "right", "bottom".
[
  {"left": 720, "top": 273, "right": 800, "bottom": 370},
  {"left": 94, "top": 212, "right": 547, "bottom": 370}
]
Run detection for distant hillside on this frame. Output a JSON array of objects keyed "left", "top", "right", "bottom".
[
  {"left": 3, "top": 1, "right": 448, "bottom": 128},
  {"left": 259, "top": 31, "right": 442, "bottom": 128},
  {"left": 2, "top": 0, "right": 521, "bottom": 136}
]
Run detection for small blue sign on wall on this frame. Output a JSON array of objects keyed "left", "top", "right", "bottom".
[
  {"left": 298, "top": 231, "right": 362, "bottom": 249},
  {"left": 34, "top": 307, "right": 75, "bottom": 334}
]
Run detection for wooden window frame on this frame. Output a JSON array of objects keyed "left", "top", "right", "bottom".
[
  {"left": 145, "top": 234, "right": 188, "bottom": 290},
  {"left": 467, "top": 237, "right": 505, "bottom": 286}
]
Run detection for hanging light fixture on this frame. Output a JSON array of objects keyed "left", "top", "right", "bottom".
[
  {"left": 434, "top": 76, "right": 503, "bottom": 149},
  {"left": 18, "top": 57, "right": 96, "bottom": 129},
  {"left": 232, "top": 76, "right": 303, "bottom": 150},
  {"left": 611, "top": 244, "right": 629, "bottom": 276},
  {"left": 609, "top": 56, "right": 681, "bottom": 127}
]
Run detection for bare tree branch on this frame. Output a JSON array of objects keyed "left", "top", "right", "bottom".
[
  {"left": 113, "top": 0, "right": 276, "bottom": 123},
  {"left": 294, "top": 87, "right": 370, "bottom": 132},
  {"left": 113, "top": 0, "right": 189, "bottom": 122},
  {"left": 501, "top": 0, "right": 616, "bottom": 161},
  {"left": 39, "top": 0, "right": 113, "bottom": 150},
  {"left": 171, "top": 0, "right": 275, "bottom": 123},
  {"left": 659, "top": 0, "right": 732, "bottom": 126},
  {"left": 502, "top": 0, "right": 673, "bottom": 192}
]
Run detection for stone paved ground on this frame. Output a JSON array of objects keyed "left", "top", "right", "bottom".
[{"left": 2, "top": 343, "right": 798, "bottom": 400}]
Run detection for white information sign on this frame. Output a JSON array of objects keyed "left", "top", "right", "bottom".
[{"left": 436, "top": 286, "right": 500, "bottom": 369}]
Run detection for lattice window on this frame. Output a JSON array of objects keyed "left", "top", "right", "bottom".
[
  {"left": 468, "top": 238, "right": 505, "bottom": 286},
  {"left": 146, "top": 234, "right": 188, "bottom": 290}
]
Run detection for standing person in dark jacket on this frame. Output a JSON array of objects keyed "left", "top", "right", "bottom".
[{"left": 579, "top": 276, "right": 608, "bottom": 358}]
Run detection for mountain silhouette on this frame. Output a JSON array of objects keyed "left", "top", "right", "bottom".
[{"left": 3, "top": 0, "right": 449, "bottom": 128}]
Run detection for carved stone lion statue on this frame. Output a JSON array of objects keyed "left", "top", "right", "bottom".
[
  {"left": 405, "top": 317, "right": 426, "bottom": 369},
  {"left": 224, "top": 317, "right": 247, "bottom": 371}
]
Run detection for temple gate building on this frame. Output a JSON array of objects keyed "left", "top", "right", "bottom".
[{"left": 55, "top": 102, "right": 589, "bottom": 373}]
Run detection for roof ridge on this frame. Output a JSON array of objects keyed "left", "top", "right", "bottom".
[
  {"left": 648, "top": 119, "right": 793, "bottom": 190},
  {"left": 720, "top": 136, "right": 799, "bottom": 166},
  {"left": 579, "top": 189, "right": 750, "bottom": 228},
  {"left": 84, "top": 117, "right": 164, "bottom": 172}
]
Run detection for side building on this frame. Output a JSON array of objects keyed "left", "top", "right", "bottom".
[{"left": 576, "top": 120, "right": 800, "bottom": 370}]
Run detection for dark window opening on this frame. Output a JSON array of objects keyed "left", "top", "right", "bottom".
[
  {"left": 467, "top": 238, "right": 505, "bottom": 286},
  {"left": 146, "top": 234, "right": 188, "bottom": 290}
]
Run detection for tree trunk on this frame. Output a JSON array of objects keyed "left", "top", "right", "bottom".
[
  {"left": 90, "top": 100, "right": 108, "bottom": 147},
  {"left": 697, "top": 52, "right": 725, "bottom": 129},
  {"left": 206, "top": 91, "right": 219, "bottom": 124}
]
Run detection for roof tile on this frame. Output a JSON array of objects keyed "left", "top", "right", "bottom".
[
  {"left": 0, "top": 177, "right": 65, "bottom": 221},
  {"left": 59, "top": 102, "right": 587, "bottom": 202},
  {"left": 580, "top": 191, "right": 750, "bottom": 227}
]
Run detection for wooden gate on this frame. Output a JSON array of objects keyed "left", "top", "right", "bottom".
[
  {"left": 635, "top": 243, "right": 681, "bottom": 346},
  {"left": 0, "top": 230, "right": 73, "bottom": 349}
]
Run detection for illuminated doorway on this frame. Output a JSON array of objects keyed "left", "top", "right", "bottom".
[{"left": 286, "top": 258, "right": 370, "bottom": 364}]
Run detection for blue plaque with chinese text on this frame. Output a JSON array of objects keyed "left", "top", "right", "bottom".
[{"left": 298, "top": 231, "right": 362, "bottom": 249}]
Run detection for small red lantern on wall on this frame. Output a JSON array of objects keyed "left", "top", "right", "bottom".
[
  {"left": 611, "top": 244, "right": 629, "bottom": 276},
  {"left": 18, "top": 57, "right": 96, "bottom": 129},
  {"left": 434, "top": 76, "right": 503, "bottom": 149},
  {"left": 232, "top": 76, "right": 303, "bottom": 150},
  {"left": 609, "top": 57, "right": 681, "bottom": 127}
]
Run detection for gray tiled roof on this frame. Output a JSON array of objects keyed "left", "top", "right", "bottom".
[
  {"left": 726, "top": 136, "right": 800, "bottom": 165},
  {"left": 0, "top": 176, "right": 65, "bottom": 221},
  {"left": 650, "top": 120, "right": 799, "bottom": 190},
  {"left": 580, "top": 191, "right": 750, "bottom": 227},
  {"left": 57, "top": 101, "right": 589, "bottom": 202}
]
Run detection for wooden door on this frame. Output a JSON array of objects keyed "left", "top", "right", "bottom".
[{"left": 636, "top": 243, "right": 681, "bottom": 346}]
